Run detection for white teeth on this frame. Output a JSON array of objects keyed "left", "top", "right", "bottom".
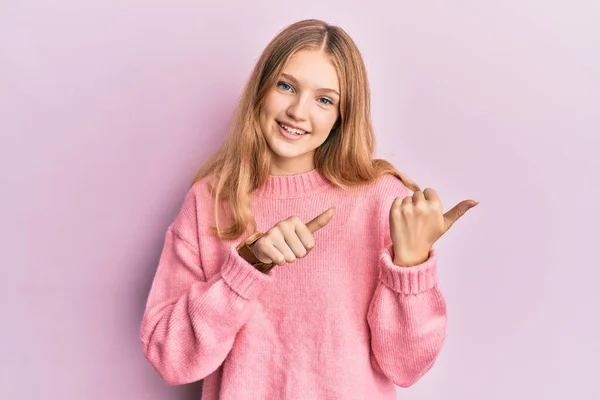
[{"left": 280, "top": 123, "right": 306, "bottom": 135}]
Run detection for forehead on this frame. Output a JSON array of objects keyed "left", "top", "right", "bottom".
[{"left": 281, "top": 49, "right": 339, "bottom": 91}]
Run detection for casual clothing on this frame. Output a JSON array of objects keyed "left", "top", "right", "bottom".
[{"left": 140, "top": 169, "right": 447, "bottom": 399}]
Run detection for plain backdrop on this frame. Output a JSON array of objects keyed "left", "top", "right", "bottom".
[{"left": 1, "top": 1, "right": 599, "bottom": 399}]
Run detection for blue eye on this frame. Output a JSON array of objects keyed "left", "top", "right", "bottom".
[
  {"left": 319, "top": 98, "right": 333, "bottom": 105},
  {"left": 277, "top": 81, "right": 293, "bottom": 91}
]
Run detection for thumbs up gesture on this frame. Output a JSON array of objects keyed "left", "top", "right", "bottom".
[
  {"left": 390, "top": 188, "right": 478, "bottom": 267},
  {"left": 250, "top": 207, "right": 335, "bottom": 267}
]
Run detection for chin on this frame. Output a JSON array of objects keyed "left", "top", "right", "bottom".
[{"left": 269, "top": 144, "right": 308, "bottom": 160}]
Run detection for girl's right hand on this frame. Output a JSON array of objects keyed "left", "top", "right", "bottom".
[{"left": 250, "top": 207, "right": 335, "bottom": 266}]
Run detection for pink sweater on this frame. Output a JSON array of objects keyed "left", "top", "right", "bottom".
[{"left": 140, "top": 169, "right": 447, "bottom": 399}]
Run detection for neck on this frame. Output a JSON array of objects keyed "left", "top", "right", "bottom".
[{"left": 269, "top": 153, "right": 315, "bottom": 176}]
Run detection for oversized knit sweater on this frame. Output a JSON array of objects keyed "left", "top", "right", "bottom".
[{"left": 140, "top": 169, "right": 447, "bottom": 400}]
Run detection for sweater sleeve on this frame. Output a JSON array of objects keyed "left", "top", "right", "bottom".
[
  {"left": 366, "top": 175, "right": 448, "bottom": 388},
  {"left": 367, "top": 246, "right": 447, "bottom": 387},
  {"left": 139, "top": 188, "right": 273, "bottom": 385}
]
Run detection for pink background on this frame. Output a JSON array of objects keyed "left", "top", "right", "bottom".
[{"left": 2, "top": 1, "right": 599, "bottom": 399}]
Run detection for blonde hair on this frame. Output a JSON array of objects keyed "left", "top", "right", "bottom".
[{"left": 192, "top": 19, "right": 419, "bottom": 240}]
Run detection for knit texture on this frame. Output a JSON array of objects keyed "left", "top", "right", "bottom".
[{"left": 140, "top": 169, "right": 447, "bottom": 399}]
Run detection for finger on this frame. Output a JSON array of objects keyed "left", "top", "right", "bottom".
[
  {"left": 254, "top": 243, "right": 283, "bottom": 265},
  {"left": 443, "top": 199, "right": 478, "bottom": 230},
  {"left": 282, "top": 226, "right": 309, "bottom": 258},
  {"left": 306, "top": 207, "right": 335, "bottom": 234},
  {"left": 412, "top": 190, "right": 425, "bottom": 204},
  {"left": 266, "top": 242, "right": 289, "bottom": 265},
  {"left": 422, "top": 188, "right": 440, "bottom": 202},
  {"left": 422, "top": 188, "right": 442, "bottom": 211},
  {"left": 295, "top": 224, "right": 315, "bottom": 254},
  {"left": 272, "top": 237, "right": 296, "bottom": 263},
  {"left": 401, "top": 196, "right": 413, "bottom": 205}
]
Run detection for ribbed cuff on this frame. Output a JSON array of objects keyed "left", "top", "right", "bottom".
[
  {"left": 379, "top": 245, "right": 439, "bottom": 295},
  {"left": 220, "top": 244, "right": 274, "bottom": 300}
]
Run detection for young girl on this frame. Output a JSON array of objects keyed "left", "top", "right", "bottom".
[{"left": 140, "top": 18, "right": 476, "bottom": 400}]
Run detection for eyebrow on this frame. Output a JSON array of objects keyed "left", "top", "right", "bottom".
[{"left": 281, "top": 73, "right": 340, "bottom": 97}]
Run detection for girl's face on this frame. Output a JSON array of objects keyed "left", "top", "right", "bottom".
[{"left": 259, "top": 49, "right": 340, "bottom": 175}]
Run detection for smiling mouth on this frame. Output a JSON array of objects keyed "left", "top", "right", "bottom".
[{"left": 277, "top": 121, "right": 309, "bottom": 135}]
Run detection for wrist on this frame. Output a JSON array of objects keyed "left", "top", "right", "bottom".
[
  {"left": 392, "top": 249, "right": 430, "bottom": 267},
  {"left": 381, "top": 247, "right": 439, "bottom": 294}
]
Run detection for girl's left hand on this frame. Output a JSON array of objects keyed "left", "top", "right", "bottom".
[{"left": 389, "top": 188, "right": 478, "bottom": 267}]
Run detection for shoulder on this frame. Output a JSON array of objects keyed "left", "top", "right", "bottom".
[
  {"left": 187, "top": 175, "right": 216, "bottom": 204},
  {"left": 169, "top": 176, "right": 216, "bottom": 243},
  {"left": 175, "top": 176, "right": 213, "bottom": 217},
  {"left": 345, "top": 172, "right": 412, "bottom": 223},
  {"left": 373, "top": 173, "right": 412, "bottom": 198},
  {"left": 354, "top": 173, "right": 412, "bottom": 209},
  {"left": 354, "top": 173, "right": 413, "bottom": 246}
]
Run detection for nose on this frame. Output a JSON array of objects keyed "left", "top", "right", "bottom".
[{"left": 286, "top": 96, "right": 309, "bottom": 121}]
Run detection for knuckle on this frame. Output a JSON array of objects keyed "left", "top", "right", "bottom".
[
  {"left": 270, "top": 226, "right": 285, "bottom": 238},
  {"left": 261, "top": 232, "right": 274, "bottom": 244},
  {"left": 297, "top": 249, "right": 308, "bottom": 258},
  {"left": 401, "top": 205, "right": 413, "bottom": 215},
  {"left": 279, "top": 221, "right": 294, "bottom": 233},
  {"left": 415, "top": 203, "right": 428, "bottom": 213}
]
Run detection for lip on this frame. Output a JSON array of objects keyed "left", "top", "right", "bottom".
[
  {"left": 277, "top": 122, "right": 306, "bottom": 141},
  {"left": 277, "top": 120, "right": 309, "bottom": 133}
]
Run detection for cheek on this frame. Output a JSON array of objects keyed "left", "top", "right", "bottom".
[
  {"left": 314, "top": 111, "right": 339, "bottom": 134},
  {"left": 263, "top": 92, "right": 285, "bottom": 116},
  {"left": 258, "top": 108, "right": 267, "bottom": 131},
  {"left": 259, "top": 98, "right": 276, "bottom": 126}
]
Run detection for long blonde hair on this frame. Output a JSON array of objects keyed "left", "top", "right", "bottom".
[{"left": 192, "top": 19, "right": 419, "bottom": 240}]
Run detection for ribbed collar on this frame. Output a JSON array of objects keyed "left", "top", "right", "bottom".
[{"left": 252, "top": 168, "right": 333, "bottom": 199}]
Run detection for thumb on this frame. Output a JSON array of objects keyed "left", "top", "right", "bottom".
[
  {"left": 443, "top": 200, "right": 478, "bottom": 231},
  {"left": 306, "top": 207, "right": 336, "bottom": 234}
]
